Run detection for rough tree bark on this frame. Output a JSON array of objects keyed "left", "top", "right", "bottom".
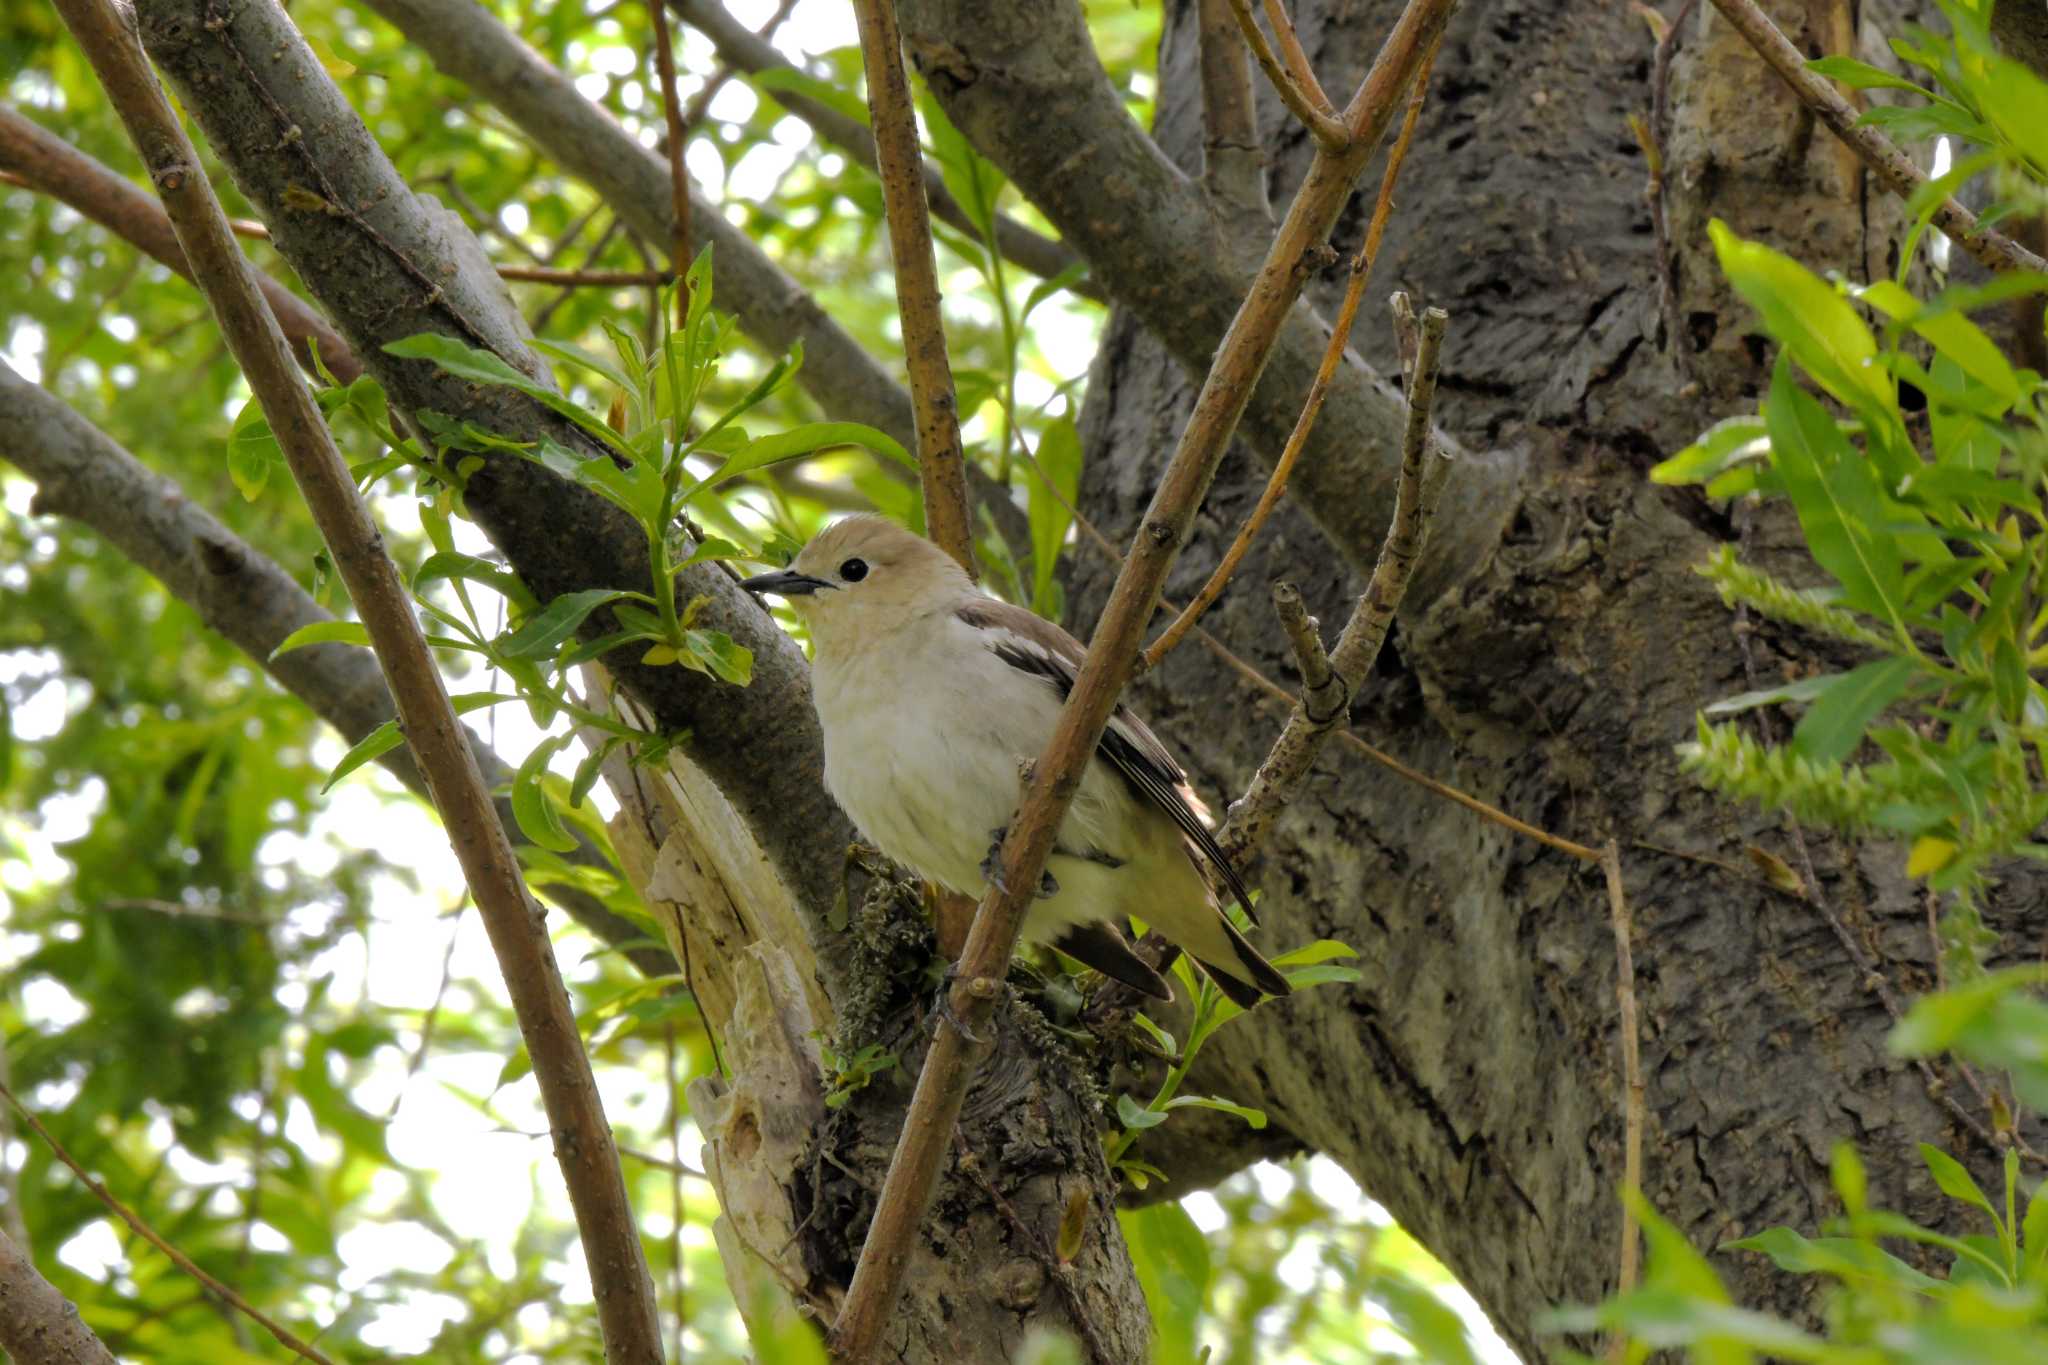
[{"left": 917, "top": 0, "right": 2035, "bottom": 1358}]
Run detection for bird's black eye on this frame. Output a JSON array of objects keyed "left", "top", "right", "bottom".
[{"left": 839, "top": 557, "right": 869, "bottom": 582}]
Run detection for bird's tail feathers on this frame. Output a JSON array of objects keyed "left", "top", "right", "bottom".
[
  {"left": 1194, "top": 913, "right": 1291, "bottom": 1008},
  {"left": 1051, "top": 922, "right": 1172, "bottom": 1000}
]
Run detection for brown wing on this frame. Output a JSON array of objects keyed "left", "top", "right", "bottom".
[{"left": 956, "top": 598, "right": 1258, "bottom": 924}]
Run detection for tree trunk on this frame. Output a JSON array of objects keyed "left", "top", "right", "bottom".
[{"left": 976, "top": 0, "right": 2036, "bottom": 1357}]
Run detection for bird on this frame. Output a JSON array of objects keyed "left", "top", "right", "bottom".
[{"left": 740, "top": 514, "right": 1290, "bottom": 1009}]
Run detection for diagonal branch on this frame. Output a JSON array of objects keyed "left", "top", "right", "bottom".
[
  {"left": 828, "top": 1, "right": 1459, "bottom": 1356},
  {"left": 0, "top": 359, "right": 675, "bottom": 982},
  {"left": 1228, "top": 0, "right": 1349, "bottom": 147},
  {"left": 52, "top": 3, "right": 663, "bottom": 1359},
  {"left": 852, "top": 0, "right": 975, "bottom": 573},
  {"left": 669, "top": 0, "right": 1096, "bottom": 298},
  {"left": 0, "top": 101, "right": 359, "bottom": 383},
  {"left": 1708, "top": 0, "right": 2048, "bottom": 275},
  {"left": 0, "top": 1226, "right": 117, "bottom": 1365}
]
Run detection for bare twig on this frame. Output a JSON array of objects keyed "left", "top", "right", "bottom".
[
  {"left": 828, "top": 4, "right": 1456, "bottom": 1357},
  {"left": 0, "top": 1080, "right": 331, "bottom": 1364},
  {"left": 1263, "top": 0, "right": 1336, "bottom": 111},
  {"left": 1144, "top": 29, "right": 1439, "bottom": 668},
  {"left": 648, "top": 0, "right": 692, "bottom": 319},
  {"left": 1270, "top": 583, "right": 1347, "bottom": 724},
  {"left": 0, "top": 101, "right": 359, "bottom": 383},
  {"left": 497, "top": 264, "right": 673, "bottom": 285},
  {"left": 1708, "top": 0, "right": 2048, "bottom": 275},
  {"left": 667, "top": 0, "right": 1095, "bottom": 298},
  {"left": 1219, "top": 304, "right": 1450, "bottom": 860},
  {"left": 54, "top": 4, "right": 664, "bottom": 1359},
  {"left": 1197, "top": 0, "right": 1265, "bottom": 211},
  {"left": 851, "top": 0, "right": 976, "bottom": 576},
  {"left": 1228, "top": 0, "right": 1350, "bottom": 148},
  {"left": 1602, "top": 840, "right": 1643, "bottom": 1359}
]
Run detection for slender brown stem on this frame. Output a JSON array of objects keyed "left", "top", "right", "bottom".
[
  {"left": 827, "top": 4, "right": 1456, "bottom": 1357},
  {"left": 1198, "top": 0, "right": 1264, "bottom": 210},
  {"left": 1144, "top": 29, "right": 1438, "bottom": 668},
  {"left": 53, "top": 4, "right": 664, "bottom": 1359},
  {"left": 497, "top": 264, "right": 674, "bottom": 285},
  {"left": 1708, "top": 0, "right": 2048, "bottom": 275},
  {"left": 1262, "top": 0, "right": 1336, "bottom": 113},
  {"left": 1218, "top": 304, "right": 1450, "bottom": 860},
  {"left": 1228, "top": 0, "right": 1351, "bottom": 148},
  {"left": 1602, "top": 841, "right": 1643, "bottom": 1358},
  {"left": 648, "top": 0, "right": 693, "bottom": 320},
  {"left": 668, "top": 0, "right": 1094, "bottom": 298},
  {"left": 0, "top": 1081, "right": 330, "bottom": 1364},
  {"left": 850, "top": 0, "right": 976, "bottom": 576}
]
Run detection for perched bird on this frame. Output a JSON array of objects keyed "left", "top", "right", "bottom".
[{"left": 741, "top": 515, "right": 1290, "bottom": 1008}]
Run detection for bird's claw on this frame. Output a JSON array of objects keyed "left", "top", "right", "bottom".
[
  {"left": 982, "top": 829, "right": 1058, "bottom": 900},
  {"left": 930, "top": 964, "right": 996, "bottom": 1045}
]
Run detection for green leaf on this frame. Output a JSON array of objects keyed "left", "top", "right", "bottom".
[
  {"left": 1727, "top": 1226, "right": 1943, "bottom": 1290},
  {"left": 1703, "top": 670, "right": 1859, "bottom": 716},
  {"left": 748, "top": 65, "right": 873, "bottom": 129},
  {"left": 511, "top": 736, "right": 578, "bottom": 852},
  {"left": 411, "top": 551, "right": 532, "bottom": 607},
  {"left": 498, "top": 589, "right": 640, "bottom": 660},
  {"left": 1711, "top": 221, "right": 1891, "bottom": 416},
  {"left": 1652, "top": 415, "right": 1769, "bottom": 487},
  {"left": 681, "top": 629, "right": 753, "bottom": 686},
  {"left": 1764, "top": 362, "right": 1905, "bottom": 630},
  {"left": 1163, "top": 1094, "right": 1267, "bottom": 1128},
  {"left": 1833, "top": 1141, "right": 1868, "bottom": 1216},
  {"left": 1115, "top": 1093, "right": 1167, "bottom": 1130},
  {"left": 1993, "top": 635, "right": 2030, "bottom": 722},
  {"left": 226, "top": 397, "right": 281, "bottom": 500},
  {"left": 1028, "top": 417, "right": 1081, "bottom": 616},
  {"left": 1269, "top": 939, "right": 1361, "bottom": 968},
  {"left": 1118, "top": 1204, "right": 1209, "bottom": 1365},
  {"left": 1922, "top": 1144, "right": 1999, "bottom": 1223},
  {"left": 322, "top": 719, "right": 402, "bottom": 792},
  {"left": 1372, "top": 1272, "right": 1478, "bottom": 1365},
  {"left": 1789, "top": 657, "right": 1919, "bottom": 763},
  {"left": 1857, "top": 279, "right": 2020, "bottom": 407},
  {"left": 1804, "top": 54, "right": 1933, "bottom": 95},
  {"left": 383, "top": 332, "right": 631, "bottom": 458},
  {"left": 1891, "top": 967, "right": 2046, "bottom": 1056},
  {"left": 270, "top": 620, "right": 371, "bottom": 660},
  {"left": 686, "top": 421, "right": 915, "bottom": 504}
]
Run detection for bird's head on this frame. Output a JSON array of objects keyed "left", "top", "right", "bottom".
[{"left": 740, "top": 514, "right": 970, "bottom": 654}]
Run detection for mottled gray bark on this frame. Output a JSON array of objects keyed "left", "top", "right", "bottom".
[
  {"left": 0, "top": 1228, "right": 116, "bottom": 1365},
  {"left": 1024, "top": 0, "right": 2036, "bottom": 1359}
]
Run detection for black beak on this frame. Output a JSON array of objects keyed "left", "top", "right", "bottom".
[{"left": 740, "top": 568, "right": 836, "bottom": 598}]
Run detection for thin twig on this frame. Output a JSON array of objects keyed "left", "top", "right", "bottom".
[
  {"left": 1708, "top": 0, "right": 2048, "bottom": 275},
  {"left": 1601, "top": 841, "right": 1643, "bottom": 1360},
  {"left": 1143, "top": 29, "right": 1439, "bottom": 668},
  {"left": 827, "top": 5, "right": 1456, "bottom": 1357},
  {"left": 1270, "top": 583, "right": 1347, "bottom": 723},
  {"left": 1228, "top": 0, "right": 1350, "bottom": 148},
  {"left": 55, "top": 3, "right": 665, "bottom": 1357},
  {"left": 0, "top": 1080, "right": 334, "bottom": 1364},
  {"left": 668, "top": 0, "right": 1095, "bottom": 298},
  {"left": 1262, "top": 0, "right": 1337, "bottom": 113},
  {"left": 648, "top": 0, "right": 693, "bottom": 320},
  {"left": 1219, "top": 304, "right": 1452, "bottom": 860},
  {"left": 498, "top": 264, "right": 673, "bottom": 285},
  {"left": 850, "top": 0, "right": 976, "bottom": 576},
  {"left": 1197, "top": 0, "right": 1265, "bottom": 211}
]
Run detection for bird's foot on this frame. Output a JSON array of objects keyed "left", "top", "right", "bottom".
[
  {"left": 981, "top": 828, "right": 1058, "bottom": 899},
  {"left": 929, "top": 964, "right": 1002, "bottom": 1046}
]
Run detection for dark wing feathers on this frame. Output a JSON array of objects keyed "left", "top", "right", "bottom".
[{"left": 960, "top": 598, "right": 1258, "bottom": 924}]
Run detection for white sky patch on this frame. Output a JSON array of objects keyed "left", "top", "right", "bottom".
[
  {"left": 4, "top": 321, "right": 45, "bottom": 383},
  {"left": 1928, "top": 137, "right": 1953, "bottom": 273}
]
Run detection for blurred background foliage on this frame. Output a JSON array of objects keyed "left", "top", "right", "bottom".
[{"left": 0, "top": 0, "right": 1502, "bottom": 1359}]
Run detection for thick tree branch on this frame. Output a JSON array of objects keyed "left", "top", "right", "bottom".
[
  {"left": 135, "top": 0, "right": 861, "bottom": 982},
  {"left": 852, "top": 0, "right": 975, "bottom": 573},
  {"left": 0, "top": 1227, "right": 117, "bottom": 1365},
  {"left": 0, "top": 359, "right": 673, "bottom": 981},
  {"left": 669, "top": 0, "right": 1097, "bottom": 298},
  {"left": 54, "top": 4, "right": 663, "bottom": 1358},
  {"left": 898, "top": 0, "right": 1514, "bottom": 605},
  {"left": 830, "top": 2, "right": 1458, "bottom": 1356},
  {"left": 1709, "top": 0, "right": 2048, "bottom": 275},
  {"left": 0, "top": 101, "right": 359, "bottom": 383}
]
